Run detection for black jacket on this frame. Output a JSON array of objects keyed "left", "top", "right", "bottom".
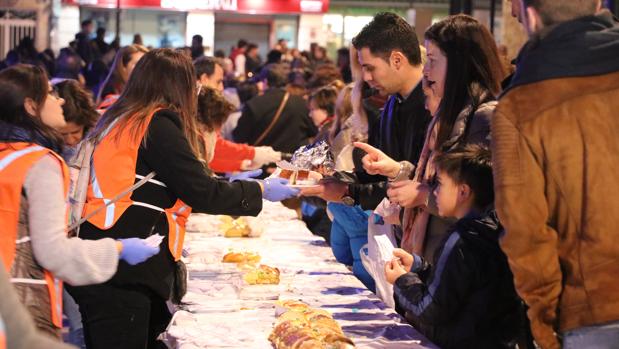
[
  {"left": 70, "top": 110, "right": 262, "bottom": 299},
  {"left": 233, "top": 88, "right": 317, "bottom": 153},
  {"left": 347, "top": 82, "right": 431, "bottom": 210},
  {"left": 394, "top": 211, "right": 528, "bottom": 349}
]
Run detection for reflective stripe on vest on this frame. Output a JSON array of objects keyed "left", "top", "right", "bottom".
[
  {"left": 0, "top": 142, "right": 67, "bottom": 328},
  {"left": 0, "top": 145, "right": 45, "bottom": 171},
  {"left": 166, "top": 202, "right": 191, "bottom": 261},
  {"left": 83, "top": 109, "right": 190, "bottom": 258},
  {"left": 0, "top": 315, "right": 6, "bottom": 349}
]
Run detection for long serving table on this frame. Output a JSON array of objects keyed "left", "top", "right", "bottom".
[{"left": 161, "top": 201, "right": 438, "bottom": 349}]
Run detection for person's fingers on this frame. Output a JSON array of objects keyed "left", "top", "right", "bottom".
[
  {"left": 384, "top": 261, "right": 393, "bottom": 273},
  {"left": 299, "top": 185, "right": 324, "bottom": 196},
  {"left": 353, "top": 142, "right": 380, "bottom": 156},
  {"left": 361, "top": 154, "right": 373, "bottom": 167},
  {"left": 393, "top": 249, "right": 408, "bottom": 259}
]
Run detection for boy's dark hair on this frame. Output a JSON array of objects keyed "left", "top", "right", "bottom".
[
  {"left": 237, "top": 39, "right": 248, "bottom": 48},
  {"left": 522, "top": 0, "right": 599, "bottom": 26},
  {"left": 433, "top": 144, "right": 494, "bottom": 210},
  {"left": 81, "top": 19, "right": 93, "bottom": 28},
  {"left": 193, "top": 56, "right": 221, "bottom": 79},
  {"left": 352, "top": 12, "right": 421, "bottom": 65}
]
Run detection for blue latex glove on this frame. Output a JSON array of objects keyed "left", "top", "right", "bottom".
[
  {"left": 262, "top": 178, "right": 299, "bottom": 202},
  {"left": 228, "top": 169, "right": 263, "bottom": 182},
  {"left": 118, "top": 238, "right": 160, "bottom": 265}
]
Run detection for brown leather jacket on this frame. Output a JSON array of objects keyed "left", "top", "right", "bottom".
[{"left": 492, "top": 69, "right": 619, "bottom": 348}]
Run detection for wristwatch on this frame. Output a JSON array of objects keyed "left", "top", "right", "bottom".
[{"left": 389, "top": 161, "right": 415, "bottom": 182}]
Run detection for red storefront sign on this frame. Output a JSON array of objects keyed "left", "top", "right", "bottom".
[{"left": 62, "top": 0, "right": 330, "bottom": 13}]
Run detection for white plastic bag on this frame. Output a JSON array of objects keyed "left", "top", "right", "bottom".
[{"left": 360, "top": 212, "right": 397, "bottom": 309}]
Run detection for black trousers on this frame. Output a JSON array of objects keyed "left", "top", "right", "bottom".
[{"left": 67, "top": 284, "right": 172, "bottom": 349}]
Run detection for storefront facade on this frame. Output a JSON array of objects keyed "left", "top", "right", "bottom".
[{"left": 55, "top": 0, "right": 331, "bottom": 56}]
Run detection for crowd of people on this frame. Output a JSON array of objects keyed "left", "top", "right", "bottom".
[{"left": 1, "top": 0, "right": 619, "bottom": 348}]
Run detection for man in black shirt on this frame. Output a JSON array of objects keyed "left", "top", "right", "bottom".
[{"left": 301, "top": 12, "right": 431, "bottom": 211}]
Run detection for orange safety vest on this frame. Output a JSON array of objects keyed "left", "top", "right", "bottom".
[
  {"left": 82, "top": 109, "right": 191, "bottom": 260},
  {"left": 0, "top": 142, "right": 66, "bottom": 328}
]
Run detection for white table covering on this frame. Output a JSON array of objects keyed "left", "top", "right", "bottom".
[{"left": 162, "top": 201, "right": 438, "bottom": 349}]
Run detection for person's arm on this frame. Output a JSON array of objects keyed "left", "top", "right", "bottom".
[
  {"left": 393, "top": 233, "right": 474, "bottom": 326},
  {"left": 143, "top": 111, "right": 263, "bottom": 216},
  {"left": 215, "top": 136, "right": 255, "bottom": 160},
  {"left": 233, "top": 105, "right": 256, "bottom": 145},
  {"left": 209, "top": 158, "right": 245, "bottom": 173},
  {"left": 209, "top": 136, "right": 255, "bottom": 172},
  {"left": 25, "top": 155, "right": 119, "bottom": 286},
  {"left": 491, "top": 109, "right": 562, "bottom": 349},
  {"left": 235, "top": 55, "right": 246, "bottom": 77}
]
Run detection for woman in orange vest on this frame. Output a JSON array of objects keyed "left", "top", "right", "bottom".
[
  {"left": 0, "top": 65, "right": 160, "bottom": 339},
  {"left": 66, "top": 49, "right": 297, "bottom": 349}
]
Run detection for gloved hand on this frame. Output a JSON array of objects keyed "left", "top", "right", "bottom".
[
  {"left": 118, "top": 238, "right": 160, "bottom": 265},
  {"left": 252, "top": 146, "right": 281, "bottom": 167},
  {"left": 262, "top": 178, "right": 300, "bottom": 202},
  {"left": 229, "top": 169, "right": 263, "bottom": 182}
]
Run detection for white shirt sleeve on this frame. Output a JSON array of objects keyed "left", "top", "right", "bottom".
[
  {"left": 24, "top": 154, "right": 119, "bottom": 286},
  {"left": 235, "top": 54, "right": 246, "bottom": 77}
]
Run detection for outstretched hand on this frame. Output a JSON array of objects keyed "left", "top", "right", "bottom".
[{"left": 354, "top": 142, "right": 400, "bottom": 178}]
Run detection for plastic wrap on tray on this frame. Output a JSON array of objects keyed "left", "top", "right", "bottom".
[{"left": 290, "top": 141, "right": 335, "bottom": 175}]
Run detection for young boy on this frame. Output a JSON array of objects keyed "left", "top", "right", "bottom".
[{"left": 384, "top": 145, "right": 529, "bottom": 349}]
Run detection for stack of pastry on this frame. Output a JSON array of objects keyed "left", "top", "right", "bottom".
[
  {"left": 220, "top": 216, "right": 252, "bottom": 237},
  {"left": 222, "top": 251, "right": 261, "bottom": 264},
  {"left": 269, "top": 300, "right": 355, "bottom": 349},
  {"left": 277, "top": 168, "right": 312, "bottom": 185},
  {"left": 242, "top": 264, "right": 280, "bottom": 285}
]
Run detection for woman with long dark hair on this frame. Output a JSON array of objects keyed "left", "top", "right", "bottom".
[
  {"left": 67, "top": 49, "right": 296, "bottom": 349},
  {"left": 96, "top": 44, "right": 148, "bottom": 108},
  {"left": 356, "top": 14, "right": 505, "bottom": 260},
  {"left": 0, "top": 64, "right": 158, "bottom": 339}
]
